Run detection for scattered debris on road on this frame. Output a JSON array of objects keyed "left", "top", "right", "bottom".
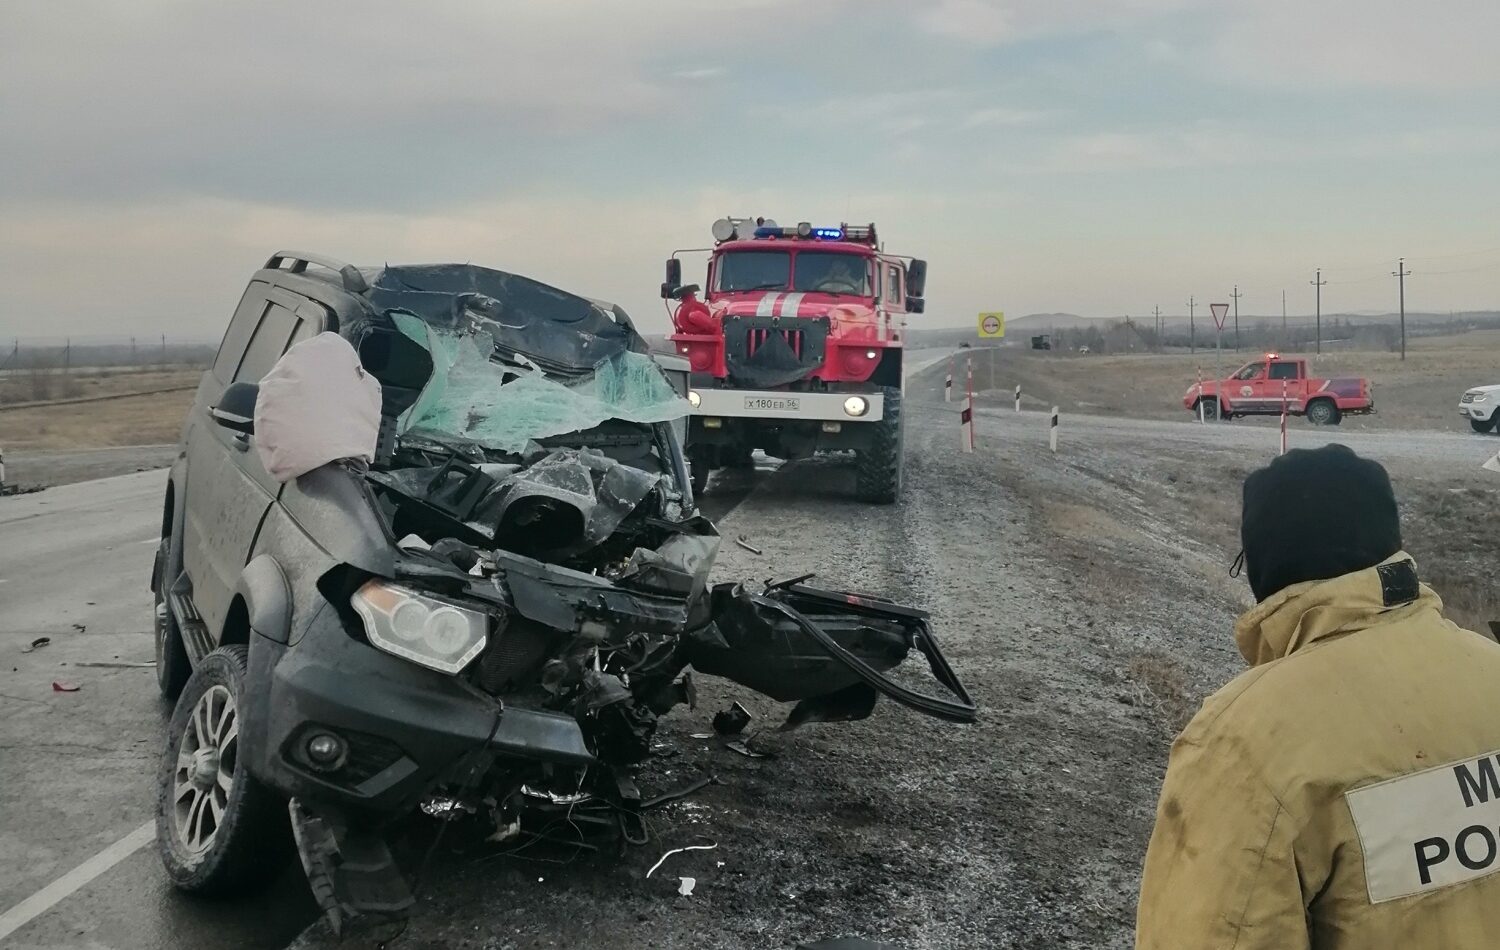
[
  {"left": 646, "top": 840, "right": 719, "bottom": 879},
  {"left": 734, "top": 535, "right": 764, "bottom": 555},
  {"left": 712, "top": 701, "right": 752, "bottom": 735},
  {"left": 20, "top": 636, "right": 49, "bottom": 653},
  {"left": 50, "top": 680, "right": 80, "bottom": 692}
]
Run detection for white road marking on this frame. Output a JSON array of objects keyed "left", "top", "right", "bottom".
[{"left": 0, "top": 820, "right": 154, "bottom": 942}]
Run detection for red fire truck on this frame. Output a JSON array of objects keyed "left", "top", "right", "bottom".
[{"left": 662, "top": 218, "right": 926, "bottom": 503}]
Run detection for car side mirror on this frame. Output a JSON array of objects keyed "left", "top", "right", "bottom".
[
  {"left": 906, "top": 259, "right": 927, "bottom": 298},
  {"left": 661, "top": 258, "right": 683, "bottom": 299},
  {"left": 905, "top": 296, "right": 925, "bottom": 314},
  {"left": 211, "top": 381, "right": 259, "bottom": 434}
]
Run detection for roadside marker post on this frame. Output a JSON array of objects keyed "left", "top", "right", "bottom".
[
  {"left": 960, "top": 360, "right": 975, "bottom": 452},
  {"left": 1197, "top": 368, "right": 1205, "bottom": 424},
  {"left": 1280, "top": 380, "right": 1289, "bottom": 455},
  {"left": 1014, "top": 384, "right": 1021, "bottom": 413},
  {"left": 945, "top": 358, "right": 953, "bottom": 403},
  {"left": 1049, "top": 407, "right": 1059, "bottom": 453}
]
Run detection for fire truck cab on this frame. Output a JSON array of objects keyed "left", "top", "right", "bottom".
[{"left": 662, "top": 218, "right": 926, "bottom": 503}]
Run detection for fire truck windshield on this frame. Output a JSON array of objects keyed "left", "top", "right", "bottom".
[{"left": 715, "top": 250, "right": 872, "bottom": 295}]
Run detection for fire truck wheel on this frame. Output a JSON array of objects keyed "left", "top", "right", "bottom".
[
  {"left": 1306, "top": 399, "right": 1341, "bottom": 426},
  {"left": 688, "top": 448, "right": 711, "bottom": 497},
  {"left": 855, "top": 387, "right": 903, "bottom": 505},
  {"left": 724, "top": 446, "right": 755, "bottom": 469}
]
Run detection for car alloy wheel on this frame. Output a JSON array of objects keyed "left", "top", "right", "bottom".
[{"left": 172, "top": 684, "right": 237, "bottom": 854}]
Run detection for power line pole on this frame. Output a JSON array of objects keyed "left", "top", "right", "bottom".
[
  {"left": 1230, "top": 285, "right": 1243, "bottom": 351},
  {"left": 1188, "top": 295, "right": 1196, "bottom": 355},
  {"left": 1393, "top": 257, "right": 1411, "bottom": 361},
  {"left": 1153, "top": 305, "right": 1162, "bottom": 348},
  {"left": 1310, "top": 269, "right": 1326, "bottom": 355},
  {"left": 1281, "top": 290, "right": 1286, "bottom": 335}
]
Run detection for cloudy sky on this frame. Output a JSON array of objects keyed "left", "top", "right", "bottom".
[{"left": 3, "top": 0, "right": 1498, "bottom": 341}]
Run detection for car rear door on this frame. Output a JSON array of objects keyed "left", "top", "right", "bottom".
[
  {"left": 181, "top": 289, "right": 325, "bottom": 637},
  {"left": 1267, "top": 360, "right": 1301, "bottom": 410}
]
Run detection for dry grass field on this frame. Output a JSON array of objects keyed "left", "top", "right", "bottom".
[
  {"left": 965, "top": 328, "right": 1500, "bottom": 432},
  {"left": 0, "top": 368, "right": 200, "bottom": 450}
]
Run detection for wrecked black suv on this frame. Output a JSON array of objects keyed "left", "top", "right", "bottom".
[{"left": 151, "top": 251, "right": 974, "bottom": 930}]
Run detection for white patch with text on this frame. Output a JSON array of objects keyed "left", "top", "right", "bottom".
[{"left": 1346, "top": 749, "right": 1500, "bottom": 903}]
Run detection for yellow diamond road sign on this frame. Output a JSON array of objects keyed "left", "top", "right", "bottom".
[{"left": 978, "top": 312, "right": 1005, "bottom": 338}]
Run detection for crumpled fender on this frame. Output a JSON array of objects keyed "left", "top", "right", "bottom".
[{"left": 236, "top": 554, "right": 293, "bottom": 644}]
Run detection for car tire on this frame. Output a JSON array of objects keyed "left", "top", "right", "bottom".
[
  {"left": 153, "top": 539, "right": 192, "bottom": 701},
  {"left": 855, "top": 387, "right": 903, "bottom": 505},
  {"left": 1306, "top": 399, "right": 1341, "bottom": 426},
  {"left": 156, "top": 645, "right": 292, "bottom": 896},
  {"left": 1472, "top": 418, "right": 1493, "bottom": 434},
  {"left": 1195, "top": 399, "right": 1220, "bottom": 422}
]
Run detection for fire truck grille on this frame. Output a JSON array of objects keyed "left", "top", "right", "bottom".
[
  {"left": 747, "top": 328, "right": 805, "bottom": 360},
  {"left": 722, "top": 315, "right": 830, "bottom": 388}
]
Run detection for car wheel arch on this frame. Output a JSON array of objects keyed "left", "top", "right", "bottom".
[{"left": 231, "top": 555, "right": 294, "bottom": 645}]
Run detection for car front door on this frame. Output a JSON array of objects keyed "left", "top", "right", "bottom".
[
  {"left": 1229, "top": 361, "right": 1266, "bottom": 412},
  {"left": 181, "top": 290, "right": 324, "bottom": 637}
]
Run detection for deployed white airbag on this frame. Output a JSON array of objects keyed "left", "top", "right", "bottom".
[{"left": 254, "top": 332, "right": 382, "bottom": 482}]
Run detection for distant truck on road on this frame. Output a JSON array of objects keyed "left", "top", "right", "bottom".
[
  {"left": 1183, "top": 353, "right": 1373, "bottom": 426},
  {"left": 1460, "top": 384, "right": 1500, "bottom": 433}
]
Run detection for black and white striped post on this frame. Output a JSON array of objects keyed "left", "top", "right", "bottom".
[
  {"left": 961, "top": 359, "right": 976, "bottom": 452},
  {"left": 1049, "top": 407, "right": 1059, "bottom": 453},
  {"left": 1014, "top": 384, "right": 1021, "bottom": 413},
  {"left": 945, "top": 358, "right": 953, "bottom": 403}
]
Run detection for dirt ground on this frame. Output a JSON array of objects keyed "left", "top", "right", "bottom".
[
  {"left": 958, "top": 328, "right": 1500, "bottom": 433},
  {"left": 292, "top": 363, "right": 1278, "bottom": 950}
]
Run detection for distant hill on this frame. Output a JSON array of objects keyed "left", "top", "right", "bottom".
[{"left": 1006, "top": 313, "right": 1094, "bottom": 330}]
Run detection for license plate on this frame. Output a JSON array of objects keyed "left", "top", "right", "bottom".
[{"left": 744, "top": 396, "right": 799, "bottom": 412}]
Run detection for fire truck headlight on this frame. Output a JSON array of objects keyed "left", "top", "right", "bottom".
[
  {"left": 843, "top": 396, "right": 869, "bottom": 417},
  {"left": 865, "top": 349, "right": 878, "bottom": 360},
  {"left": 688, "top": 390, "right": 701, "bottom": 408}
]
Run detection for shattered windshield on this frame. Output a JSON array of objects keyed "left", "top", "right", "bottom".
[{"left": 389, "top": 313, "right": 689, "bottom": 455}]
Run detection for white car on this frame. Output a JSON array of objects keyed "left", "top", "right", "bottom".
[{"left": 1460, "top": 385, "right": 1500, "bottom": 433}]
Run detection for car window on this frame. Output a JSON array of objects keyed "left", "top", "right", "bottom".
[
  {"left": 232, "top": 304, "right": 300, "bottom": 384},
  {"left": 792, "top": 253, "right": 870, "bottom": 294},
  {"left": 1268, "top": 362, "right": 1299, "bottom": 380},
  {"left": 1234, "top": 362, "right": 1266, "bottom": 380},
  {"left": 715, "top": 252, "right": 790, "bottom": 292},
  {"left": 211, "top": 283, "right": 272, "bottom": 382}
]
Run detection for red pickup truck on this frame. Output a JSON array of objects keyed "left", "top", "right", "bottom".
[{"left": 1182, "top": 354, "right": 1373, "bottom": 426}]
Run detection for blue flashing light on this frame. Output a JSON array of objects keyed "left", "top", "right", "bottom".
[
  {"left": 753, "top": 226, "right": 780, "bottom": 238},
  {"left": 812, "top": 227, "right": 844, "bottom": 240}
]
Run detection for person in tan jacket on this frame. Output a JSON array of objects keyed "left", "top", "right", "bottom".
[{"left": 1137, "top": 444, "right": 1500, "bottom": 949}]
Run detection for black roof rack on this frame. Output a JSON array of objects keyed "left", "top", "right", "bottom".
[{"left": 265, "top": 250, "right": 368, "bottom": 294}]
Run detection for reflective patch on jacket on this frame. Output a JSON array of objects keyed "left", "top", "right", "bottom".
[{"left": 1347, "top": 748, "right": 1500, "bottom": 903}]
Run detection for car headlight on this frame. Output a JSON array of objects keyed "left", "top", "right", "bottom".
[
  {"left": 844, "top": 396, "right": 869, "bottom": 417},
  {"left": 351, "top": 580, "right": 488, "bottom": 674},
  {"left": 688, "top": 389, "right": 702, "bottom": 408},
  {"left": 1474, "top": 393, "right": 1490, "bottom": 403}
]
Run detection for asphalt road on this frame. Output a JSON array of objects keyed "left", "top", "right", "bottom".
[
  {"left": 0, "top": 471, "right": 317, "bottom": 950},
  {"left": 0, "top": 349, "right": 956, "bottom": 950},
  {"left": 3, "top": 347, "right": 1491, "bottom": 949}
]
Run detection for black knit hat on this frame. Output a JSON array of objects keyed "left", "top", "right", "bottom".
[{"left": 1240, "top": 444, "right": 1403, "bottom": 601}]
